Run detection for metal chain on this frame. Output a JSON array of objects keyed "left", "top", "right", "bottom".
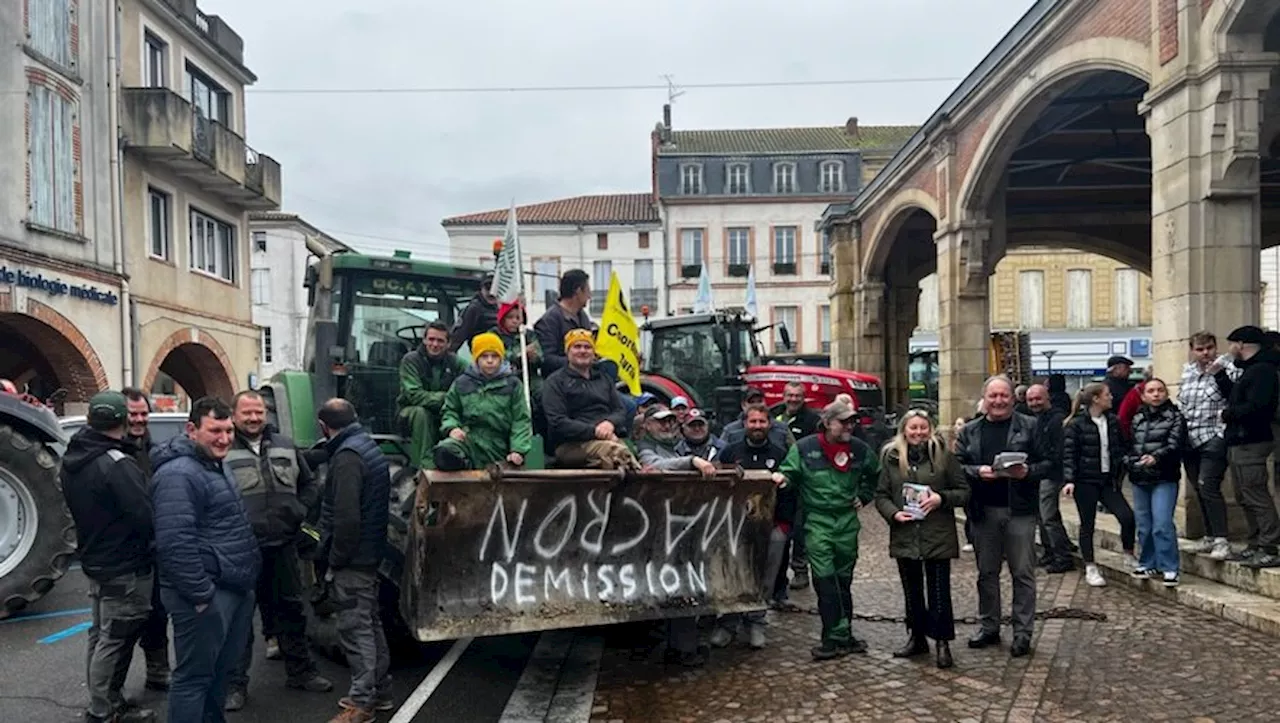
[{"left": 773, "top": 602, "right": 1107, "bottom": 626}]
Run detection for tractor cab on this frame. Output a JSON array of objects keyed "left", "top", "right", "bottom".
[{"left": 640, "top": 310, "right": 764, "bottom": 425}]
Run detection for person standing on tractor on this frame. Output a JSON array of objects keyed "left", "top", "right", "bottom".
[
  {"left": 316, "top": 399, "right": 394, "bottom": 723},
  {"left": 223, "top": 391, "right": 331, "bottom": 712},
  {"left": 397, "top": 320, "right": 466, "bottom": 469},
  {"left": 433, "top": 332, "right": 534, "bottom": 471},
  {"left": 776, "top": 393, "right": 880, "bottom": 661},
  {"left": 542, "top": 329, "right": 639, "bottom": 469},
  {"left": 61, "top": 391, "right": 158, "bottom": 723},
  {"left": 449, "top": 271, "right": 499, "bottom": 353},
  {"left": 123, "top": 386, "right": 172, "bottom": 692},
  {"left": 534, "top": 269, "right": 592, "bottom": 376}
]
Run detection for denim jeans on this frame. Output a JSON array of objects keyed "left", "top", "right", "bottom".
[
  {"left": 1131, "top": 482, "right": 1180, "bottom": 573},
  {"left": 162, "top": 587, "right": 255, "bottom": 723}
]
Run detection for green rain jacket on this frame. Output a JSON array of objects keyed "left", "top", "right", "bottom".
[
  {"left": 779, "top": 434, "right": 880, "bottom": 516},
  {"left": 439, "top": 363, "right": 534, "bottom": 465},
  {"left": 397, "top": 349, "right": 467, "bottom": 413},
  {"left": 494, "top": 326, "right": 543, "bottom": 400}
]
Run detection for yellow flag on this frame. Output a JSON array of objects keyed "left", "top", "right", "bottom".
[{"left": 595, "top": 271, "right": 642, "bottom": 395}]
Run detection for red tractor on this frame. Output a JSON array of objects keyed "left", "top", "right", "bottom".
[
  {"left": 0, "top": 381, "right": 75, "bottom": 619},
  {"left": 638, "top": 311, "right": 887, "bottom": 433}
]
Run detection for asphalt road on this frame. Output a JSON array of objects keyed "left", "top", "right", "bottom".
[{"left": 0, "top": 566, "right": 543, "bottom": 722}]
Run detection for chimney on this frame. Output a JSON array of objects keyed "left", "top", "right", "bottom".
[
  {"left": 844, "top": 116, "right": 859, "bottom": 138},
  {"left": 663, "top": 103, "right": 672, "bottom": 131}
]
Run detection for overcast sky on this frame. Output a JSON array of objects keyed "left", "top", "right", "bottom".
[{"left": 208, "top": 0, "right": 1032, "bottom": 256}]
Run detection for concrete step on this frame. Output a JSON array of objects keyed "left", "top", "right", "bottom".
[{"left": 1057, "top": 502, "right": 1280, "bottom": 600}]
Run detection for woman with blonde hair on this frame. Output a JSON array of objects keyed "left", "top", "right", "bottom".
[{"left": 874, "top": 409, "right": 970, "bottom": 669}]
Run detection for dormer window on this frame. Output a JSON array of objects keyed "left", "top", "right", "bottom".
[
  {"left": 820, "top": 160, "right": 845, "bottom": 193},
  {"left": 680, "top": 164, "right": 703, "bottom": 195},
  {"left": 726, "top": 163, "right": 749, "bottom": 194},
  {"left": 773, "top": 162, "right": 796, "bottom": 194}
]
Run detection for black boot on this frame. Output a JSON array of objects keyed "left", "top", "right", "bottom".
[
  {"left": 893, "top": 632, "right": 929, "bottom": 658},
  {"left": 936, "top": 641, "right": 953, "bottom": 669},
  {"left": 812, "top": 576, "right": 842, "bottom": 649}
]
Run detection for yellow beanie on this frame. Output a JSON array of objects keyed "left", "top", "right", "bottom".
[
  {"left": 471, "top": 332, "right": 506, "bottom": 360},
  {"left": 564, "top": 328, "right": 595, "bottom": 351}
]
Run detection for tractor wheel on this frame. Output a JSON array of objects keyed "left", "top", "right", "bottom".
[{"left": 0, "top": 423, "right": 75, "bottom": 619}]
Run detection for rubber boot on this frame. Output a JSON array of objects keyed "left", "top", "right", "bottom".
[
  {"left": 810, "top": 576, "right": 849, "bottom": 661},
  {"left": 788, "top": 565, "right": 810, "bottom": 590},
  {"left": 836, "top": 573, "right": 866, "bottom": 653},
  {"left": 143, "top": 647, "right": 170, "bottom": 691}
]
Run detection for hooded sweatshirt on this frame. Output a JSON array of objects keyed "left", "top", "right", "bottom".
[
  {"left": 60, "top": 428, "right": 153, "bottom": 581},
  {"left": 1219, "top": 348, "right": 1280, "bottom": 446}
]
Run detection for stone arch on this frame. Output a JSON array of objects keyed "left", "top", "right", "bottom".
[
  {"left": 142, "top": 328, "right": 237, "bottom": 403},
  {"left": 1008, "top": 231, "right": 1153, "bottom": 274},
  {"left": 956, "top": 37, "right": 1152, "bottom": 216},
  {"left": 862, "top": 188, "right": 942, "bottom": 281},
  {"left": 0, "top": 297, "right": 110, "bottom": 411},
  {"left": 1206, "top": 0, "right": 1280, "bottom": 54}
]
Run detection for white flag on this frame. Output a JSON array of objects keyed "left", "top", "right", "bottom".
[
  {"left": 745, "top": 264, "right": 758, "bottom": 318},
  {"left": 490, "top": 201, "right": 523, "bottom": 304},
  {"left": 692, "top": 260, "right": 714, "bottom": 314}
]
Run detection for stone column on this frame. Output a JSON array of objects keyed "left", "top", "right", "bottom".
[
  {"left": 849, "top": 280, "right": 887, "bottom": 383},
  {"left": 935, "top": 218, "right": 992, "bottom": 426},
  {"left": 829, "top": 219, "right": 858, "bottom": 370},
  {"left": 1143, "top": 61, "right": 1274, "bottom": 537},
  {"left": 882, "top": 272, "right": 921, "bottom": 410}
]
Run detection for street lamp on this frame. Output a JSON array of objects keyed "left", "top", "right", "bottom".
[{"left": 1041, "top": 349, "right": 1057, "bottom": 373}]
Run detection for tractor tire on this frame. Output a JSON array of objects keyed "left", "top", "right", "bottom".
[{"left": 0, "top": 423, "right": 75, "bottom": 619}]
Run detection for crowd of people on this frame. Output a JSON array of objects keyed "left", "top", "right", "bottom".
[{"left": 61, "top": 389, "right": 394, "bottom": 723}]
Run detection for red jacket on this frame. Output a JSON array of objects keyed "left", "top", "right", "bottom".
[{"left": 1117, "top": 383, "right": 1145, "bottom": 439}]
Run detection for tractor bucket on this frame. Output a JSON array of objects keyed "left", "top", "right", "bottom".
[{"left": 400, "top": 466, "right": 778, "bottom": 642}]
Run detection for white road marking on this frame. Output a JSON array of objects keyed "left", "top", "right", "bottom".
[
  {"left": 499, "top": 630, "right": 604, "bottom": 723},
  {"left": 388, "top": 636, "right": 473, "bottom": 723}
]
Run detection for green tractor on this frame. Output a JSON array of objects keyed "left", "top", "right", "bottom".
[{"left": 259, "top": 247, "right": 778, "bottom": 645}]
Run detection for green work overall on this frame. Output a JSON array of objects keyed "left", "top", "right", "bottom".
[
  {"left": 396, "top": 349, "right": 466, "bottom": 469},
  {"left": 779, "top": 434, "right": 880, "bottom": 647}
]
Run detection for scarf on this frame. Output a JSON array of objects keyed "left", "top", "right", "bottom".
[{"left": 817, "top": 432, "right": 852, "bottom": 472}]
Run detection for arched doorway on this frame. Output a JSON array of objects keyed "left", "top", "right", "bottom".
[
  {"left": 142, "top": 329, "right": 237, "bottom": 405},
  {"left": 0, "top": 306, "right": 108, "bottom": 414}
]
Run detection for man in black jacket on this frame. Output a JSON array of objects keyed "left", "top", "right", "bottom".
[
  {"left": 1218, "top": 325, "right": 1280, "bottom": 567},
  {"left": 317, "top": 399, "right": 394, "bottom": 721},
  {"left": 772, "top": 381, "right": 821, "bottom": 440},
  {"left": 61, "top": 391, "right": 157, "bottom": 723},
  {"left": 224, "top": 391, "right": 331, "bottom": 710},
  {"left": 448, "top": 272, "right": 498, "bottom": 352},
  {"left": 533, "top": 269, "right": 593, "bottom": 376},
  {"left": 1025, "top": 384, "right": 1072, "bottom": 573},
  {"left": 123, "top": 386, "right": 171, "bottom": 692},
  {"left": 955, "top": 376, "right": 1051, "bottom": 658},
  {"left": 542, "top": 329, "right": 639, "bottom": 469}
]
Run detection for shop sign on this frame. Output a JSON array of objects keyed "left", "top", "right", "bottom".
[{"left": 0, "top": 263, "right": 119, "bottom": 306}]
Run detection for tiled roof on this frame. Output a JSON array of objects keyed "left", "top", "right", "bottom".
[
  {"left": 441, "top": 193, "right": 659, "bottom": 226},
  {"left": 663, "top": 124, "right": 919, "bottom": 155}
]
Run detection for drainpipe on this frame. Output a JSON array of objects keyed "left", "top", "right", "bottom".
[{"left": 106, "top": 0, "right": 134, "bottom": 385}]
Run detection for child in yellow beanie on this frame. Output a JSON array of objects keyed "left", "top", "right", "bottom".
[{"left": 433, "top": 331, "right": 532, "bottom": 470}]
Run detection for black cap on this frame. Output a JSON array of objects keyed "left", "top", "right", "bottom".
[
  {"left": 1106, "top": 355, "right": 1134, "bottom": 368},
  {"left": 1228, "top": 325, "right": 1267, "bottom": 345},
  {"left": 743, "top": 387, "right": 765, "bottom": 401}
]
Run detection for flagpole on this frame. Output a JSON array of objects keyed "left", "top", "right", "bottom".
[{"left": 508, "top": 198, "right": 535, "bottom": 418}]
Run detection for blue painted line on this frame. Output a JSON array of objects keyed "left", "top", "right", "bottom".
[
  {"left": 38, "top": 620, "right": 92, "bottom": 644},
  {"left": 0, "top": 607, "right": 92, "bottom": 625}
]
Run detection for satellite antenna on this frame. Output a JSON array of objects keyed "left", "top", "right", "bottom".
[{"left": 662, "top": 74, "right": 685, "bottom": 104}]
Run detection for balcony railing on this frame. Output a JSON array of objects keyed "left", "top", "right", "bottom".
[
  {"left": 590, "top": 289, "right": 607, "bottom": 315},
  {"left": 632, "top": 287, "right": 658, "bottom": 311},
  {"left": 681, "top": 264, "right": 701, "bottom": 279}
]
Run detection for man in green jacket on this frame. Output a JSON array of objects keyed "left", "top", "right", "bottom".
[
  {"left": 776, "top": 393, "right": 880, "bottom": 661},
  {"left": 397, "top": 320, "right": 466, "bottom": 469},
  {"left": 433, "top": 333, "right": 534, "bottom": 471}
]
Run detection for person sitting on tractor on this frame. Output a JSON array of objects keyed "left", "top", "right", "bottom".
[
  {"left": 397, "top": 320, "right": 466, "bottom": 469},
  {"left": 433, "top": 332, "right": 533, "bottom": 471},
  {"left": 491, "top": 301, "right": 542, "bottom": 399},
  {"left": 675, "top": 408, "right": 726, "bottom": 461},
  {"left": 723, "top": 387, "right": 794, "bottom": 448},
  {"left": 772, "top": 381, "right": 821, "bottom": 441},
  {"left": 542, "top": 329, "right": 638, "bottom": 470}
]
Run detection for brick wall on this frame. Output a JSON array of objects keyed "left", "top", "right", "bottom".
[{"left": 1159, "top": 0, "right": 1180, "bottom": 64}]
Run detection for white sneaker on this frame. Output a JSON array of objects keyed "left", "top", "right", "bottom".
[
  {"left": 1162, "top": 571, "right": 1180, "bottom": 588},
  {"left": 1188, "top": 537, "right": 1215, "bottom": 554},
  {"left": 1085, "top": 564, "right": 1107, "bottom": 587},
  {"left": 747, "top": 624, "right": 766, "bottom": 650},
  {"left": 961, "top": 543, "right": 974, "bottom": 553},
  {"left": 709, "top": 627, "right": 734, "bottom": 648},
  {"left": 1122, "top": 553, "right": 1139, "bottom": 571},
  {"left": 1209, "top": 538, "right": 1232, "bottom": 560}
]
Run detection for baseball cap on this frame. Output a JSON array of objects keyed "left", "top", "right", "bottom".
[
  {"left": 669, "top": 396, "right": 690, "bottom": 409},
  {"left": 1228, "top": 325, "right": 1267, "bottom": 345},
  {"left": 1106, "top": 355, "right": 1134, "bottom": 368},
  {"left": 820, "top": 394, "right": 857, "bottom": 424},
  {"left": 635, "top": 391, "right": 656, "bottom": 406},
  {"left": 644, "top": 406, "right": 675, "bottom": 421},
  {"left": 743, "top": 387, "right": 765, "bottom": 401},
  {"left": 88, "top": 391, "right": 128, "bottom": 426},
  {"left": 683, "top": 408, "right": 708, "bottom": 425}
]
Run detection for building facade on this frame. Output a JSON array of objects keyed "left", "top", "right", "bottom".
[
  {"left": 652, "top": 112, "right": 916, "bottom": 355},
  {"left": 117, "top": 0, "right": 281, "bottom": 406},
  {"left": 0, "top": 0, "right": 124, "bottom": 413},
  {"left": 441, "top": 193, "right": 665, "bottom": 321},
  {"left": 910, "top": 248, "right": 1155, "bottom": 389},
  {"left": 248, "top": 212, "right": 348, "bottom": 379}
]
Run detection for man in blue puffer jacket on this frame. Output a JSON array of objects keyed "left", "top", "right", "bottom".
[{"left": 151, "top": 397, "right": 261, "bottom": 723}]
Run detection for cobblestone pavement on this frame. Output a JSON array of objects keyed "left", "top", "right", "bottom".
[{"left": 590, "top": 510, "right": 1280, "bottom": 723}]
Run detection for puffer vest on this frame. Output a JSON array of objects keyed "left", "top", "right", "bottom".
[
  {"left": 324, "top": 424, "right": 391, "bottom": 567},
  {"left": 225, "top": 431, "right": 307, "bottom": 546}
]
